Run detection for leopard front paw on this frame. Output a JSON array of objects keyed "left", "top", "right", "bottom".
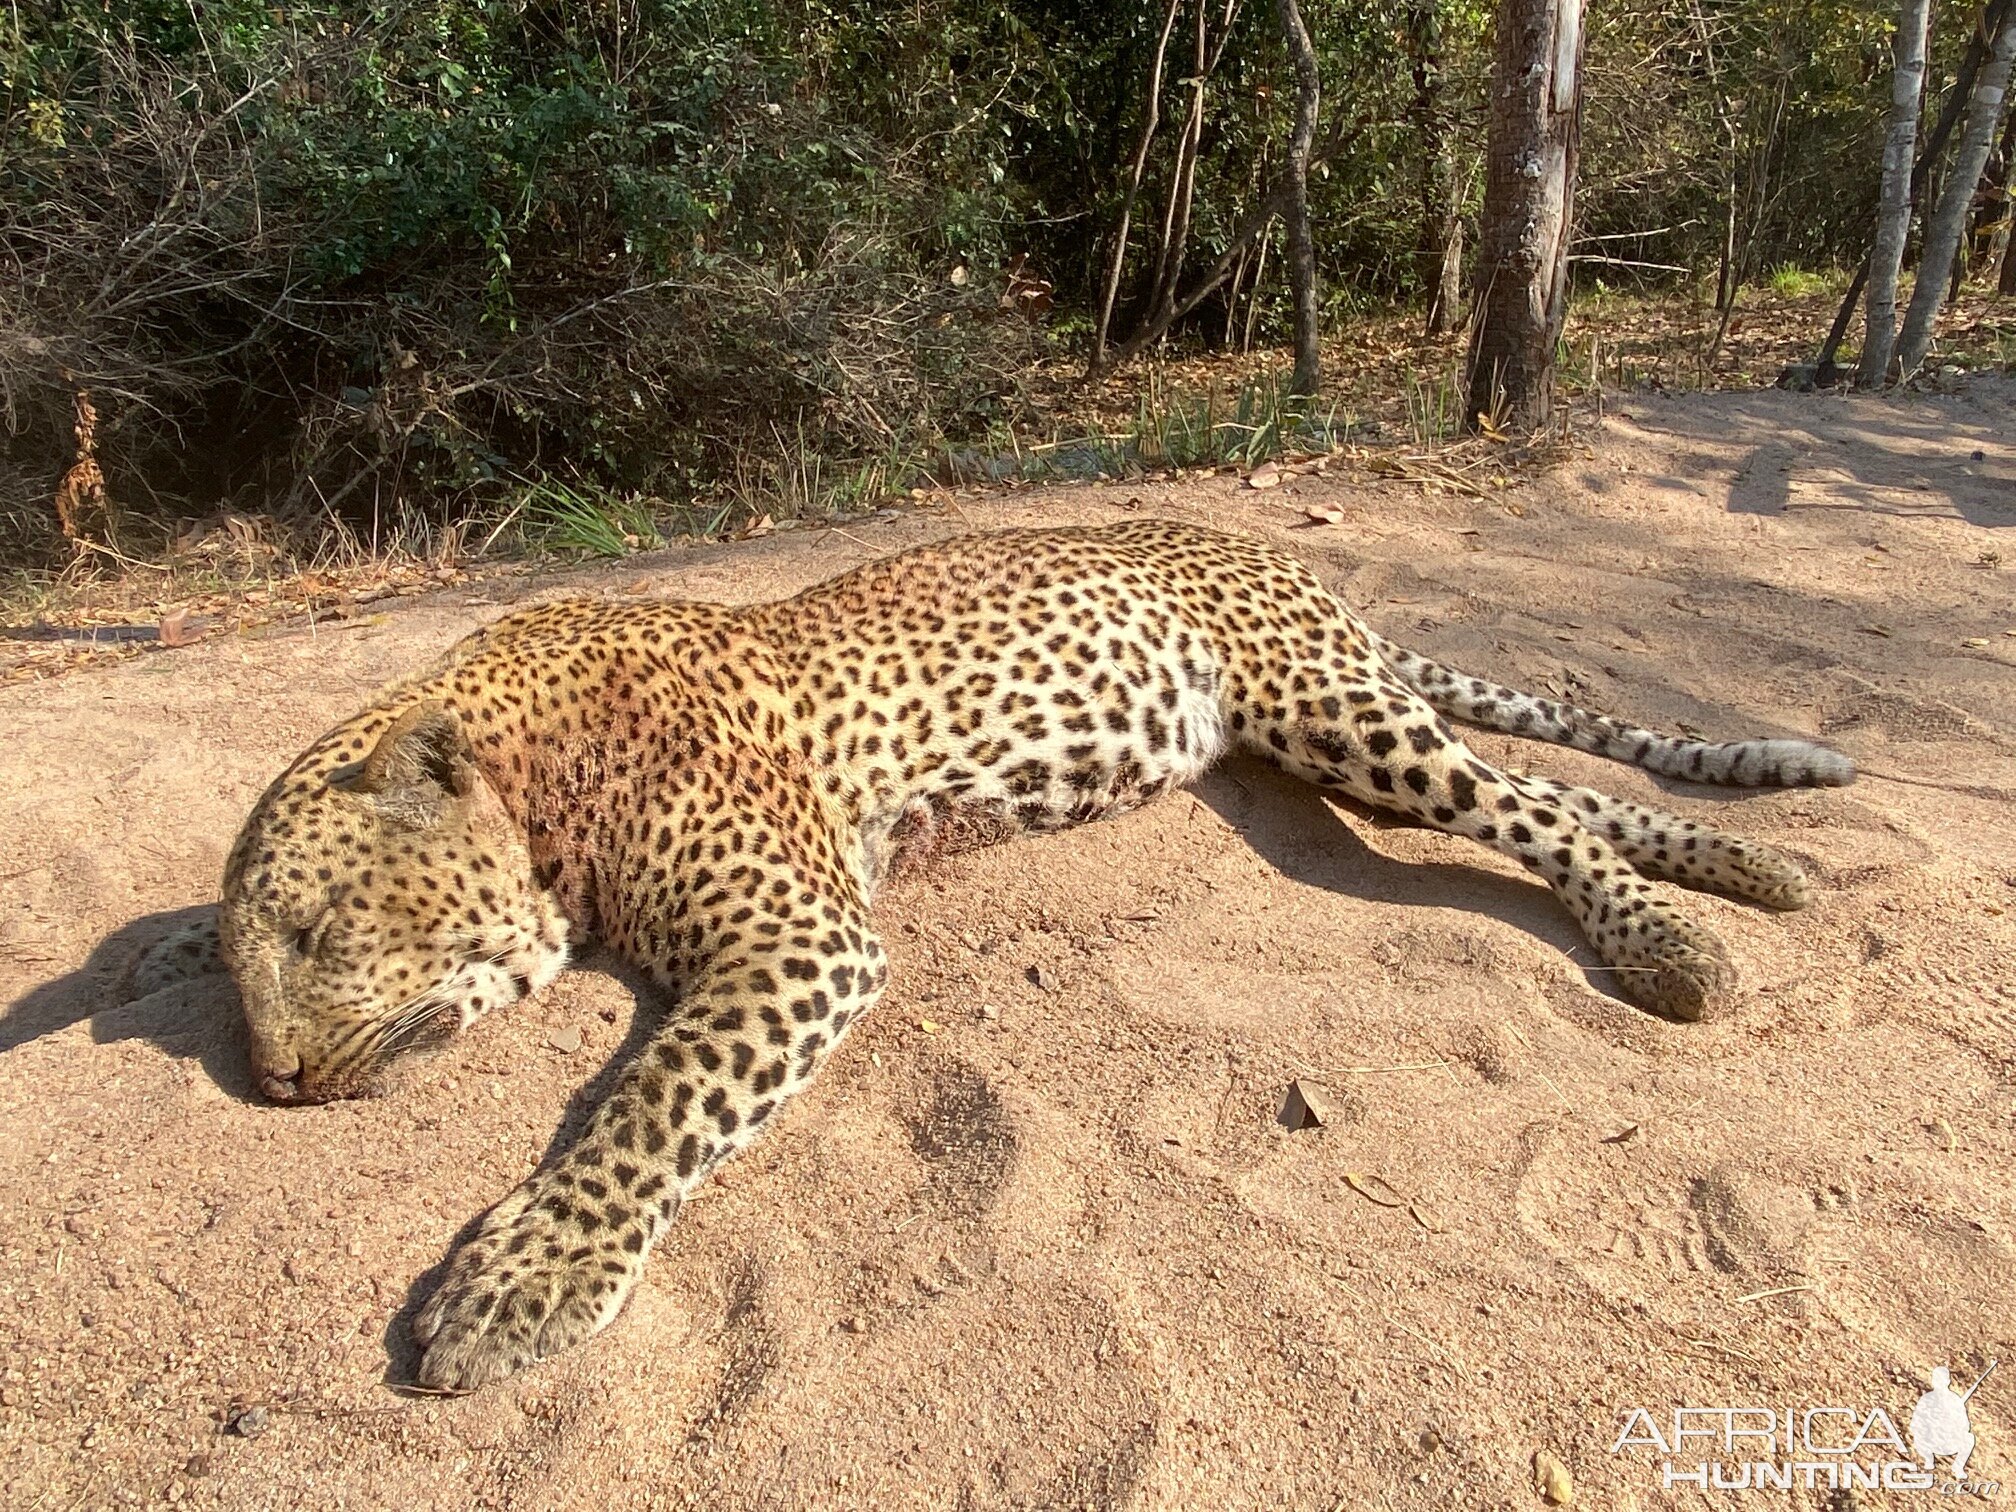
[
  {"left": 412, "top": 1184, "right": 645, "bottom": 1391},
  {"left": 127, "top": 915, "right": 226, "bottom": 1001}
]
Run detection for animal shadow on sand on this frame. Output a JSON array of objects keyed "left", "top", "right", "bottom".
[{"left": 0, "top": 904, "right": 255, "bottom": 1098}]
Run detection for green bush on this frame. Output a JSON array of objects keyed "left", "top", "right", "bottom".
[
  {"left": 0, "top": 0, "right": 1053, "bottom": 558},
  {"left": 0, "top": 0, "right": 1965, "bottom": 564}
]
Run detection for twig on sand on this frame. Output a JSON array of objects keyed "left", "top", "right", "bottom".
[
  {"left": 1504, "top": 1023, "right": 1575, "bottom": 1113},
  {"left": 821, "top": 526, "right": 880, "bottom": 554},
  {"left": 1342, "top": 1171, "right": 1444, "bottom": 1234},
  {"left": 388, "top": 1381, "right": 475, "bottom": 1399},
  {"left": 1289, "top": 1057, "right": 1451, "bottom": 1077},
  {"left": 1684, "top": 1334, "right": 1763, "bottom": 1364},
  {"left": 1415, "top": 1031, "right": 1464, "bottom": 1088},
  {"left": 1388, "top": 1318, "right": 1474, "bottom": 1385},
  {"left": 1734, "top": 1282, "right": 1815, "bottom": 1304}
]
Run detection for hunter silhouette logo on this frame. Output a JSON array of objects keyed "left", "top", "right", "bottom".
[
  {"left": 1611, "top": 1359, "right": 2001, "bottom": 1494},
  {"left": 1912, "top": 1362, "right": 1994, "bottom": 1482}
]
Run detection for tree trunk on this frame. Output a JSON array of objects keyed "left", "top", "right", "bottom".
[
  {"left": 1112, "top": 0, "right": 1242, "bottom": 363},
  {"left": 1860, "top": 0, "right": 1933, "bottom": 387},
  {"left": 1222, "top": 245, "right": 1250, "bottom": 347},
  {"left": 1683, "top": 0, "right": 1747, "bottom": 316},
  {"left": 2002, "top": 97, "right": 2016, "bottom": 289},
  {"left": 1973, "top": 103, "right": 2016, "bottom": 277},
  {"left": 1147, "top": 1, "right": 1212, "bottom": 327},
  {"left": 1088, "top": 0, "right": 1183, "bottom": 379},
  {"left": 1276, "top": 0, "right": 1323, "bottom": 394},
  {"left": 1895, "top": 0, "right": 2016, "bottom": 378},
  {"left": 1107, "top": 117, "right": 1365, "bottom": 372},
  {"left": 1814, "top": 261, "right": 1869, "bottom": 380},
  {"left": 1819, "top": 0, "right": 2014, "bottom": 373},
  {"left": 1465, "top": 0, "right": 1584, "bottom": 434},
  {"left": 1715, "top": 126, "right": 1741, "bottom": 312},
  {"left": 1241, "top": 231, "right": 1271, "bottom": 352},
  {"left": 1407, "top": 0, "right": 1460, "bottom": 334},
  {"left": 1108, "top": 180, "right": 1302, "bottom": 370},
  {"left": 1707, "top": 80, "right": 1789, "bottom": 372},
  {"left": 1434, "top": 212, "right": 1465, "bottom": 334}
]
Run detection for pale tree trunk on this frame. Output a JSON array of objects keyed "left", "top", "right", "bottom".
[
  {"left": 1466, "top": 0, "right": 1584, "bottom": 434},
  {"left": 1222, "top": 245, "right": 1250, "bottom": 346},
  {"left": 1143, "top": 0, "right": 1242, "bottom": 338},
  {"left": 1895, "top": 0, "right": 2016, "bottom": 377},
  {"left": 1434, "top": 211, "right": 1465, "bottom": 333},
  {"left": 1973, "top": 105, "right": 2016, "bottom": 277},
  {"left": 1706, "top": 80, "right": 1788, "bottom": 371},
  {"left": 1276, "top": 0, "right": 1323, "bottom": 394},
  {"left": 1089, "top": 0, "right": 1183, "bottom": 379},
  {"left": 1860, "top": 0, "right": 1933, "bottom": 386},
  {"left": 2000, "top": 105, "right": 2016, "bottom": 290},
  {"left": 1105, "top": 118, "right": 1365, "bottom": 371},
  {"left": 1408, "top": 0, "right": 1462, "bottom": 334},
  {"left": 1147, "top": 1, "right": 1212, "bottom": 327},
  {"left": 1242, "top": 231, "right": 1271, "bottom": 351},
  {"left": 1819, "top": 0, "right": 2014, "bottom": 375}
]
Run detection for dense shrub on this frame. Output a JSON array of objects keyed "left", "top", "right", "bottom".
[
  {"left": 1, "top": 0, "right": 1057, "bottom": 556},
  {"left": 0, "top": 0, "right": 1976, "bottom": 561}
]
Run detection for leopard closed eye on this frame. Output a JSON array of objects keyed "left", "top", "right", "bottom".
[{"left": 200, "top": 519, "right": 1852, "bottom": 1391}]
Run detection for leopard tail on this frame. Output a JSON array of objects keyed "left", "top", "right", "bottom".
[{"left": 1367, "top": 629, "right": 1855, "bottom": 788}]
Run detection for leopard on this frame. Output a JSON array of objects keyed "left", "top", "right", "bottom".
[{"left": 132, "top": 518, "right": 1854, "bottom": 1392}]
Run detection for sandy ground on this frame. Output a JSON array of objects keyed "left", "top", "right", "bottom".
[{"left": 2, "top": 381, "right": 2013, "bottom": 1511}]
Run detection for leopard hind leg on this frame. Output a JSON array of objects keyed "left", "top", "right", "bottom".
[
  {"left": 1240, "top": 672, "right": 1736, "bottom": 1021},
  {"left": 1508, "top": 773, "right": 1810, "bottom": 911}
]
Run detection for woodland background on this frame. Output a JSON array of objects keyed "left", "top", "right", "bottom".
[{"left": 3, "top": 0, "right": 2012, "bottom": 567}]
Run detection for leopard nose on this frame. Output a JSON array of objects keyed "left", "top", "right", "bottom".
[{"left": 258, "top": 1050, "right": 305, "bottom": 1103}]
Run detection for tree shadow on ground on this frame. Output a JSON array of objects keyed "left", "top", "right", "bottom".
[{"left": 1638, "top": 387, "right": 2016, "bottom": 527}]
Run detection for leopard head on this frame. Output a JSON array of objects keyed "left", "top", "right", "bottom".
[{"left": 219, "top": 700, "right": 569, "bottom": 1103}]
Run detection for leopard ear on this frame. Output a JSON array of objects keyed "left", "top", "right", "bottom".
[{"left": 357, "top": 701, "right": 477, "bottom": 798}]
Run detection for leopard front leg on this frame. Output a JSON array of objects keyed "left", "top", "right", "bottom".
[
  {"left": 414, "top": 881, "right": 885, "bottom": 1390},
  {"left": 126, "top": 913, "right": 226, "bottom": 1000}
]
